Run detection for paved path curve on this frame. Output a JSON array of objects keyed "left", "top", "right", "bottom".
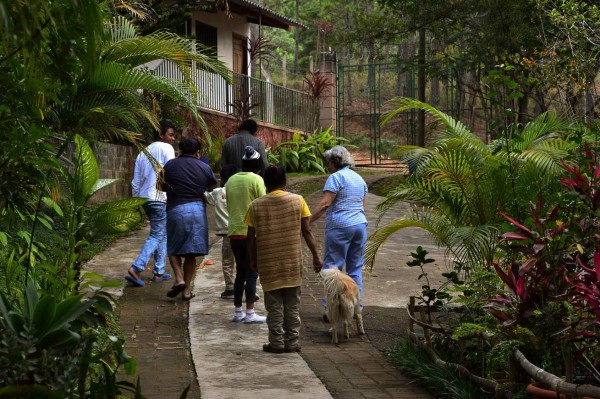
[{"left": 85, "top": 174, "right": 446, "bottom": 398}]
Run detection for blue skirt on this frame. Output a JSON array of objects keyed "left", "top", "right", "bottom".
[{"left": 167, "top": 201, "right": 209, "bottom": 256}]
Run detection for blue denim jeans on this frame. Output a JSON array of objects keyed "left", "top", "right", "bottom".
[
  {"left": 131, "top": 201, "right": 167, "bottom": 275},
  {"left": 322, "top": 223, "right": 367, "bottom": 309}
]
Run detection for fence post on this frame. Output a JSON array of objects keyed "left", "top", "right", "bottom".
[{"left": 318, "top": 51, "right": 337, "bottom": 135}]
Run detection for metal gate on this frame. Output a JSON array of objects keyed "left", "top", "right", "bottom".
[
  {"left": 337, "top": 62, "right": 417, "bottom": 166},
  {"left": 337, "top": 61, "right": 490, "bottom": 166}
]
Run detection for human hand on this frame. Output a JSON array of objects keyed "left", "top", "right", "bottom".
[{"left": 313, "top": 258, "right": 323, "bottom": 273}]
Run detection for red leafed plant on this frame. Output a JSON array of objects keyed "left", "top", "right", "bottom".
[
  {"left": 303, "top": 70, "right": 334, "bottom": 103},
  {"left": 487, "top": 144, "right": 600, "bottom": 351}
]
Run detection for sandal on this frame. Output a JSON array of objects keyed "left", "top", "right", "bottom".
[
  {"left": 182, "top": 293, "right": 196, "bottom": 301},
  {"left": 125, "top": 267, "right": 145, "bottom": 287},
  {"left": 150, "top": 273, "right": 172, "bottom": 283},
  {"left": 166, "top": 282, "right": 186, "bottom": 298}
]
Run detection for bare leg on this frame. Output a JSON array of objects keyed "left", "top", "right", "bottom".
[
  {"left": 169, "top": 255, "right": 184, "bottom": 284},
  {"left": 182, "top": 255, "right": 197, "bottom": 298}
]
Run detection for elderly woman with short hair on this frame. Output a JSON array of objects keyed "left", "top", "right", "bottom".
[{"left": 309, "top": 146, "right": 368, "bottom": 321}]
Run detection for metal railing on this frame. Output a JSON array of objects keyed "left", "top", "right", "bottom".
[{"left": 151, "top": 60, "right": 314, "bottom": 133}]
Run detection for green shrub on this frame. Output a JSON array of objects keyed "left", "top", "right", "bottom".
[
  {"left": 388, "top": 338, "right": 487, "bottom": 399},
  {"left": 268, "top": 127, "right": 352, "bottom": 173}
]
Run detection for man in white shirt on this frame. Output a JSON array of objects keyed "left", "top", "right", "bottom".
[{"left": 126, "top": 121, "right": 176, "bottom": 287}]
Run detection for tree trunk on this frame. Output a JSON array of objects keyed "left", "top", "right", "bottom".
[
  {"left": 294, "top": 0, "right": 299, "bottom": 74},
  {"left": 417, "top": 26, "right": 426, "bottom": 147}
]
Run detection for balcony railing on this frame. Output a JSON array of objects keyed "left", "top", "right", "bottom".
[{"left": 151, "top": 60, "right": 314, "bottom": 133}]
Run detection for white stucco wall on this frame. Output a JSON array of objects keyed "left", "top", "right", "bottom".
[{"left": 192, "top": 11, "right": 251, "bottom": 72}]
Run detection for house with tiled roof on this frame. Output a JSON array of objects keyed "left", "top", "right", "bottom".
[{"left": 145, "top": 0, "right": 319, "bottom": 145}]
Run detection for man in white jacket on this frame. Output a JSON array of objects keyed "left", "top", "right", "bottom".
[{"left": 126, "top": 121, "right": 176, "bottom": 287}]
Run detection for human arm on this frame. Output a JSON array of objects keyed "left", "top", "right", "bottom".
[
  {"left": 206, "top": 180, "right": 219, "bottom": 192},
  {"left": 247, "top": 226, "right": 258, "bottom": 272},
  {"left": 301, "top": 217, "right": 322, "bottom": 273},
  {"left": 258, "top": 143, "right": 268, "bottom": 170},
  {"left": 308, "top": 191, "right": 336, "bottom": 224}
]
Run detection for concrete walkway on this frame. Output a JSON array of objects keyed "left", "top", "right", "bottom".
[{"left": 85, "top": 175, "right": 447, "bottom": 398}]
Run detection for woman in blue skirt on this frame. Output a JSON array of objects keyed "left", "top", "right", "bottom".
[{"left": 160, "top": 137, "right": 218, "bottom": 300}]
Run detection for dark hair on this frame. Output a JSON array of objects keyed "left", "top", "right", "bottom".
[
  {"left": 178, "top": 137, "right": 201, "bottom": 155},
  {"left": 242, "top": 158, "right": 263, "bottom": 173},
  {"left": 239, "top": 119, "right": 257, "bottom": 135},
  {"left": 220, "top": 164, "right": 239, "bottom": 186},
  {"left": 156, "top": 120, "right": 176, "bottom": 140},
  {"left": 263, "top": 164, "right": 286, "bottom": 191}
]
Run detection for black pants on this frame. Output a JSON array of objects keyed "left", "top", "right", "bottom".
[{"left": 230, "top": 238, "right": 258, "bottom": 307}]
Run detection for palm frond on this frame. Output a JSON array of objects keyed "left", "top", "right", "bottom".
[
  {"left": 381, "top": 97, "right": 474, "bottom": 140},
  {"left": 106, "top": 15, "right": 138, "bottom": 44},
  {"left": 78, "top": 61, "right": 206, "bottom": 134},
  {"left": 447, "top": 225, "right": 499, "bottom": 268},
  {"left": 365, "top": 217, "right": 444, "bottom": 273}
]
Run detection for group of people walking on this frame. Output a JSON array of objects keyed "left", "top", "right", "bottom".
[{"left": 126, "top": 118, "right": 369, "bottom": 353}]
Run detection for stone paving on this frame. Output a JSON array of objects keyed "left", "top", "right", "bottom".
[{"left": 84, "top": 174, "right": 449, "bottom": 398}]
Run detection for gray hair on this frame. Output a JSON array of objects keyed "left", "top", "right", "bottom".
[{"left": 324, "top": 146, "right": 355, "bottom": 169}]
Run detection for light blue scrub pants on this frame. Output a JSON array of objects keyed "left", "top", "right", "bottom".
[{"left": 322, "top": 223, "right": 367, "bottom": 310}]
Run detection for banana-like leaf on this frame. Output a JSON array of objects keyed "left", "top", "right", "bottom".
[
  {"left": 73, "top": 135, "right": 99, "bottom": 198},
  {"left": 89, "top": 178, "right": 120, "bottom": 198},
  {"left": 93, "top": 210, "right": 142, "bottom": 234},
  {"left": 96, "top": 197, "right": 147, "bottom": 213}
]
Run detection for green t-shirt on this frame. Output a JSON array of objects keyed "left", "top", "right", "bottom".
[{"left": 225, "top": 172, "right": 265, "bottom": 237}]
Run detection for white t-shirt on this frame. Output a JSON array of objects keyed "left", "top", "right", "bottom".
[
  {"left": 205, "top": 187, "right": 229, "bottom": 235},
  {"left": 131, "top": 141, "right": 175, "bottom": 202}
]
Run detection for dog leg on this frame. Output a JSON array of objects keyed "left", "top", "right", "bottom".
[
  {"left": 330, "top": 326, "right": 338, "bottom": 344},
  {"left": 355, "top": 306, "right": 365, "bottom": 336},
  {"left": 343, "top": 320, "right": 350, "bottom": 340}
]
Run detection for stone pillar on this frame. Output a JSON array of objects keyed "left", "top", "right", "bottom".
[{"left": 318, "top": 51, "right": 337, "bottom": 135}]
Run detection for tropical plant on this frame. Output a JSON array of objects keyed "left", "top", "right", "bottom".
[
  {"left": 38, "top": 135, "right": 145, "bottom": 298},
  {"left": 407, "top": 246, "right": 462, "bottom": 311},
  {"left": 228, "top": 93, "right": 261, "bottom": 123},
  {"left": 268, "top": 127, "right": 350, "bottom": 173},
  {"left": 365, "top": 98, "right": 576, "bottom": 275},
  {"left": 388, "top": 338, "right": 485, "bottom": 399},
  {"left": 303, "top": 70, "right": 335, "bottom": 131},
  {"left": 0, "top": 282, "right": 148, "bottom": 398}
]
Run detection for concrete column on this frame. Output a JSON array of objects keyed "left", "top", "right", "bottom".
[{"left": 318, "top": 51, "right": 337, "bottom": 135}]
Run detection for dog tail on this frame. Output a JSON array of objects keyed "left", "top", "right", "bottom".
[{"left": 330, "top": 291, "right": 356, "bottom": 322}]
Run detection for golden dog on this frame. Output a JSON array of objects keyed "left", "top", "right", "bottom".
[{"left": 320, "top": 268, "right": 365, "bottom": 344}]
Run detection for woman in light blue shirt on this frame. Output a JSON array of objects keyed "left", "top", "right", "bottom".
[{"left": 309, "top": 146, "right": 367, "bottom": 320}]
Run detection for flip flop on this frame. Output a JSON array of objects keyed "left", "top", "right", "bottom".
[
  {"left": 166, "top": 282, "right": 186, "bottom": 298},
  {"left": 150, "top": 273, "right": 172, "bottom": 283},
  {"left": 181, "top": 293, "right": 196, "bottom": 301},
  {"left": 125, "top": 268, "right": 145, "bottom": 287}
]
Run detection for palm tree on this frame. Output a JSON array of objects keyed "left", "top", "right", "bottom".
[
  {"left": 365, "top": 98, "right": 576, "bottom": 274},
  {"left": 0, "top": 0, "right": 230, "bottom": 293}
]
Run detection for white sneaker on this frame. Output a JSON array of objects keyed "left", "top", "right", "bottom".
[
  {"left": 243, "top": 312, "right": 266, "bottom": 324},
  {"left": 232, "top": 311, "right": 246, "bottom": 322}
]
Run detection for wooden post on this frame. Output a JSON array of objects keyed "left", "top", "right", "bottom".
[{"left": 282, "top": 54, "right": 287, "bottom": 87}]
